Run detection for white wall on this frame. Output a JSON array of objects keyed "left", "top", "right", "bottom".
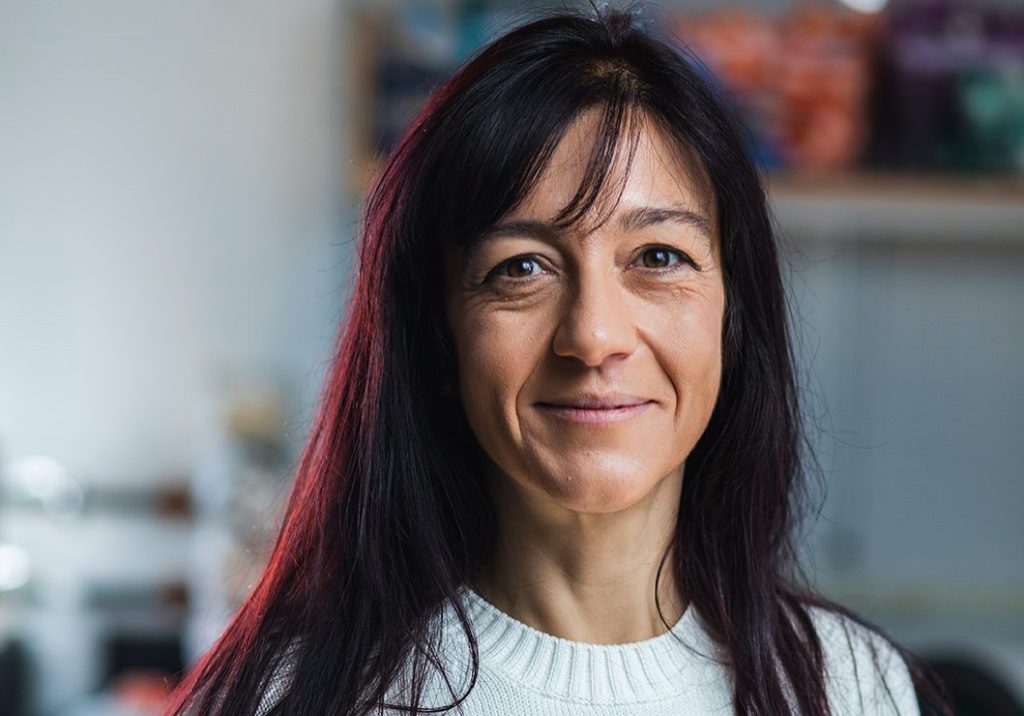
[
  {"left": 0, "top": 3, "right": 352, "bottom": 712},
  {"left": 0, "top": 0, "right": 351, "bottom": 488}
]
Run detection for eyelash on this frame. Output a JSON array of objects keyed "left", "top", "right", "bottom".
[{"left": 484, "top": 246, "right": 699, "bottom": 283}]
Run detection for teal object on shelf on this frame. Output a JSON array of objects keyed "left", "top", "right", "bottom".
[{"left": 956, "top": 66, "right": 1024, "bottom": 173}]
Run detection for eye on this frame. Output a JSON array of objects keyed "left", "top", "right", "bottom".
[
  {"left": 636, "top": 246, "right": 695, "bottom": 270},
  {"left": 487, "top": 255, "right": 545, "bottom": 281}
]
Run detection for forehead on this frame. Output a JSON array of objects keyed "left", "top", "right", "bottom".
[{"left": 507, "top": 108, "right": 715, "bottom": 238}]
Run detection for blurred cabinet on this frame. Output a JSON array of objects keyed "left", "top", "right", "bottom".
[{"left": 772, "top": 175, "right": 1024, "bottom": 631}]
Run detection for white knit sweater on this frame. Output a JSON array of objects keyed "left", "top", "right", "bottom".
[{"left": 257, "top": 584, "right": 920, "bottom": 715}]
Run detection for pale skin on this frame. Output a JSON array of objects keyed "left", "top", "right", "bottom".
[{"left": 443, "top": 109, "right": 727, "bottom": 645}]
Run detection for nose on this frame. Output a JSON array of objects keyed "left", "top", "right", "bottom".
[{"left": 551, "top": 266, "right": 640, "bottom": 367}]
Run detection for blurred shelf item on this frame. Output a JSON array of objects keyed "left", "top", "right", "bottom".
[
  {"left": 183, "top": 381, "right": 292, "bottom": 663},
  {"left": 868, "top": 0, "right": 1024, "bottom": 175},
  {"left": 767, "top": 171, "right": 1024, "bottom": 245},
  {"left": 1, "top": 482, "right": 193, "bottom": 520},
  {"left": 343, "top": 1, "right": 1024, "bottom": 196},
  {"left": 345, "top": 6, "right": 383, "bottom": 198},
  {"left": 675, "top": 5, "right": 881, "bottom": 173},
  {"left": 84, "top": 580, "right": 188, "bottom": 614},
  {"left": 768, "top": 170, "right": 1024, "bottom": 201},
  {"left": 0, "top": 637, "right": 29, "bottom": 716},
  {"left": 352, "top": 153, "right": 387, "bottom": 202},
  {"left": 1, "top": 457, "right": 193, "bottom": 520}
]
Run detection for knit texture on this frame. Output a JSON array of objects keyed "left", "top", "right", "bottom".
[{"left": 256, "top": 585, "right": 920, "bottom": 715}]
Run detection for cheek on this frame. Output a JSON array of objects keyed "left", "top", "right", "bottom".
[
  {"left": 681, "top": 302, "right": 723, "bottom": 371},
  {"left": 452, "top": 308, "right": 548, "bottom": 443},
  {"left": 644, "top": 289, "right": 725, "bottom": 404}
]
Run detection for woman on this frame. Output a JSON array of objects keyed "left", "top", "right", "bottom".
[{"left": 165, "top": 6, "right": 950, "bottom": 715}]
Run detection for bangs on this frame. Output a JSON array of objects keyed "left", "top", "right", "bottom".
[
  {"left": 445, "top": 95, "right": 715, "bottom": 257},
  {"left": 457, "top": 107, "right": 644, "bottom": 254},
  {"left": 410, "top": 27, "right": 719, "bottom": 264},
  {"left": 535, "top": 98, "right": 648, "bottom": 238}
]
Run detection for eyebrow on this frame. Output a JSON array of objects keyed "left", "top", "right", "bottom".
[{"left": 476, "top": 203, "right": 714, "bottom": 251}]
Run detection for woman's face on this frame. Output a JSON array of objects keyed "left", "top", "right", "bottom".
[{"left": 443, "top": 111, "right": 726, "bottom": 515}]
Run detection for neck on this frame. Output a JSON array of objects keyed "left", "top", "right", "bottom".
[{"left": 471, "top": 464, "right": 687, "bottom": 645}]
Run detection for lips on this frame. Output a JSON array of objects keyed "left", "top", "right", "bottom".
[
  {"left": 534, "top": 395, "right": 654, "bottom": 425},
  {"left": 537, "top": 392, "right": 652, "bottom": 409}
]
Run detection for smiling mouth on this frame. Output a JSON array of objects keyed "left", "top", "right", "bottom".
[{"left": 534, "top": 401, "right": 654, "bottom": 425}]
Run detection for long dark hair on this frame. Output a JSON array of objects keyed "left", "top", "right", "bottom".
[{"left": 165, "top": 5, "right": 951, "bottom": 715}]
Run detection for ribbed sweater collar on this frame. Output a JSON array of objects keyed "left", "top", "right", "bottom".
[{"left": 443, "top": 584, "right": 721, "bottom": 705}]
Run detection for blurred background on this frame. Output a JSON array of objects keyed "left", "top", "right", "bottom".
[{"left": 0, "top": 0, "right": 1021, "bottom": 714}]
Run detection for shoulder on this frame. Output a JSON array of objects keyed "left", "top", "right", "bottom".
[{"left": 804, "top": 605, "right": 920, "bottom": 716}]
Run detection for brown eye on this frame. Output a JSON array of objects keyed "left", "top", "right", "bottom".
[
  {"left": 639, "top": 247, "right": 684, "bottom": 269},
  {"left": 489, "top": 255, "right": 542, "bottom": 281},
  {"left": 509, "top": 258, "right": 538, "bottom": 277}
]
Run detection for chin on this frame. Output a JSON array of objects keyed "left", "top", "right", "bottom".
[{"left": 531, "top": 459, "right": 667, "bottom": 514}]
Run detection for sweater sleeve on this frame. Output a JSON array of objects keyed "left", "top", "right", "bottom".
[{"left": 809, "top": 606, "right": 920, "bottom": 716}]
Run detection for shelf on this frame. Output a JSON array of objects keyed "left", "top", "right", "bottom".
[
  {"left": 767, "top": 172, "right": 1024, "bottom": 246},
  {"left": 767, "top": 171, "right": 1024, "bottom": 203}
]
